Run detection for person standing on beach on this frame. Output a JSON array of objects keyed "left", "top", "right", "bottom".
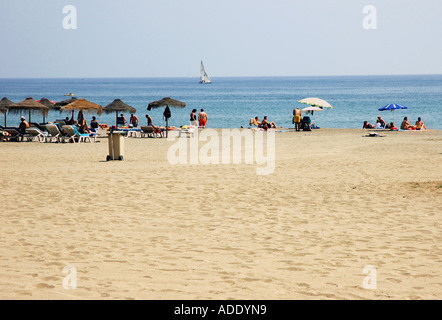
[
  {"left": 293, "top": 108, "right": 301, "bottom": 131},
  {"left": 198, "top": 109, "right": 208, "bottom": 128},
  {"left": 190, "top": 109, "right": 198, "bottom": 127}
]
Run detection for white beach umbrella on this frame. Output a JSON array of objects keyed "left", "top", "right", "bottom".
[{"left": 299, "top": 98, "right": 333, "bottom": 109}]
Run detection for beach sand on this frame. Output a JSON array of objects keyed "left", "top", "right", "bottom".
[{"left": 0, "top": 128, "right": 441, "bottom": 300}]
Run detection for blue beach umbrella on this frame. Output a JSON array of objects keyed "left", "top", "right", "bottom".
[{"left": 378, "top": 104, "right": 408, "bottom": 124}]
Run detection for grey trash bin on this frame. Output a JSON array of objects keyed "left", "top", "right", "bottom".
[{"left": 107, "top": 132, "right": 124, "bottom": 161}]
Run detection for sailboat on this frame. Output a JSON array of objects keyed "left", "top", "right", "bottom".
[{"left": 199, "top": 61, "right": 212, "bottom": 84}]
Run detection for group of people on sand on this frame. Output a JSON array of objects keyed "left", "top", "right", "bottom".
[
  {"left": 60, "top": 111, "right": 93, "bottom": 134},
  {"left": 189, "top": 109, "right": 208, "bottom": 128},
  {"left": 249, "top": 116, "right": 278, "bottom": 130},
  {"left": 363, "top": 116, "right": 427, "bottom": 131},
  {"left": 400, "top": 117, "right": 427, "bottom": 130},
  {"left": 113, "top": 109, "right": 209, "bottom": 132}
]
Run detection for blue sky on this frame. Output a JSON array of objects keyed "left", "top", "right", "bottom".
[{"left": 0, "top": 0, "right": 441, "bottom": 78}]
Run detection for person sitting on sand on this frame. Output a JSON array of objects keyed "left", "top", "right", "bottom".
[
  {"left": 374, "top": 119, "right": 383, "bottom": 129},
  {"left": 249, "top": 117, "right": 261, "bottom": 127},
  {"left": 400, "top": 117, "right": 414, "bottom": 130},
  {"left": 389, "top": 122, "right": 398, "bottom": 131},
  {"left": 415, "top": 117, "right": 427, "bottom": 130},
  {"left": 377, "top": 116, "right": 386, "bottom": 128},
  {"left": 363, "top": 121, "right": 374, "bottom": 129},
  {"left": 261, "top": 116, "right": 277, "bottom": 129}
]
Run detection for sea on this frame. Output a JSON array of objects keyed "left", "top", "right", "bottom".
[{"left": 1, "top": 75, "right": 441, "bottom": 130}]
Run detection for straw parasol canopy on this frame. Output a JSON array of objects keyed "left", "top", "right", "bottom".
[
  {"left": 37, "top": 98, "right": 57, "bottom": 109},
  {"left": 0, "top": 97, "right": 14, "bottom": 109},
  {"left": 147, "top": 97, "right": 186, "bottom": 110},
  {"left": 147, "top": 97, "right": 186, "bottom": 138},
  {"left": 59, "top": 98, "right": 103, "bottom": 116},
  {"left": 104, "top": 99, "right": 137, "bottom": 126},
  {"left": 8, "top": 97, "right": 50, "bottom": 123},
  {"left": 0, "top": 97, "right": 14, "bottom": 126},
  {"left": 55, "top": 97, "right": 78, "bottom": 109}
]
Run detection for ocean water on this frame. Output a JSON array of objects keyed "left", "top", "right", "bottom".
[{"left": 0, "top": 75, "right": 441, "bottom": 130}]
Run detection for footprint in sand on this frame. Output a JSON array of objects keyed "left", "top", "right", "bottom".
[{"left": 36, "top": 283, "right": 55, "bottom": 289}]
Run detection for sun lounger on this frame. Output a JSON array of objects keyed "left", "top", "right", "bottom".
[
  {"left": 25, "top": 127, "right": 47, "bottom": 142},
  {"left": 62, "top": 125, "right": 92, "bottom": 143},
  {"left": 140, "top": 126, "right": 163, "bottom": 138},
  {"left": 2, "top": 128, "right": 30, "bottom": 142},
  {"left": 178, "top": 126, "right": 197, "bottom": 138},
  {"left": 45, "top": 124, "right": 65, "bottom": 143},
  {"left": 29, "top": 122, "right": 48, "bottom": 132}
]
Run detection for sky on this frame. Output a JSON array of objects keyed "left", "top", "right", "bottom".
[{"left": 0, "top": 0, "right": 441, "bottom": 78}]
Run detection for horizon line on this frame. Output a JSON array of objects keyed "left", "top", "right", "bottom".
[{"left": 0, "top": 73, "right": 441, "bottom": 80}]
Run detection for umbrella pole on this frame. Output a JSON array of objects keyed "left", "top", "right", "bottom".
[
  {"left": 166, "top": 119, "right": 169, "bottom": 138},
  {"left": 29, "top": 110, "right": 31, "bottom": 123},
  {"left": 116, "top": 111, "right": 118, "bottom": 127},
  {"left": 4, "top": 114, "right": 6, "bottom": 127}
]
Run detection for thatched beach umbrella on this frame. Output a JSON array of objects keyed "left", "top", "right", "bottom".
[
  {"left": 103, "top": 99, "right": 137, "bottom": 126},
  {"left": 0, "top": 97, "right": 15, "bottom": 126},
  {"left": 55, "top": 97, "right": 78, "bottom": 110},
  {"left": 147, "top": 97, "right": 186, "bottom": 137},
  {"left": 8, "top": 97, "right": 50, "bottom": 123},
  {"left": 147, "top": 97, "right": 186, "bottom": 110},
  {"left": 37, "top": 98, "right": 57, "bottom": 109},
  {"left": 59, "top": 99, "right": 103, "bottom": 120}
]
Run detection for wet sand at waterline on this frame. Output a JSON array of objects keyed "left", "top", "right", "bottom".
[{"left": 0, "top": 128, "right": 441, "bottom": 300}]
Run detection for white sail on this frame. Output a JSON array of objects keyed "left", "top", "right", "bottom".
[{"left": 200, "top": 61, "right": 212, "bottom": 84}]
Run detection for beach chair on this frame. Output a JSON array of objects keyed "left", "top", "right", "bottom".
[
  {"left": 45, "top": 124, "right": 64, "bottom": 143},
  {"left": 25, "top": 127, "right": 47, "bottom": 142},
  {"left": 140, "top": 126, "right": 163, "bottom": 138},
  {"left": 301, "top": 116, "right": 312, "bottom": 131},
  {"left": 62, "top": 125, "right": 92, "bottom": 143},
  {"left": 3, "top": 128, "right": 30, "bottom": 142},
  {"left": 178, "top": 126, "right": 196, "bottom": 138}
]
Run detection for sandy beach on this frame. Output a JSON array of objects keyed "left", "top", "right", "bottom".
[{"left": 0, "top": 128, "right": 441, "bottom": 300}]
